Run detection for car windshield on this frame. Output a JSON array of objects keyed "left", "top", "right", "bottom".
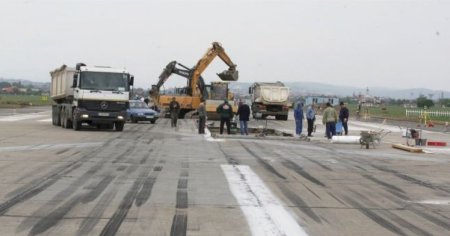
[
  {"left": 130, "top": 101, "right": 149, "bottom": 109},
  {"left": 80, "top": 71, "right": 129, "bottom": 91}
]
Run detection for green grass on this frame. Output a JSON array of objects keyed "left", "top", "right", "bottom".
[
  {"left": 346, "top": 104, "right": 450, "bottom": 122},
  {"left": 0, "top": 94, "right": 51, "bottom": 107}
]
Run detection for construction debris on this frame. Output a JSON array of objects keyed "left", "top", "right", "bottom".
[{"left": 392, "top": 143, "right": 423, "bottom": 153}]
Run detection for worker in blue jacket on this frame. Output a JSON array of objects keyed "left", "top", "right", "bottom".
[{"left": 294, "top": 102, "right": 304, "bottom": 136}]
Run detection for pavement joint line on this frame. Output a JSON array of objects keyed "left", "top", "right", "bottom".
[{"left": 0, "top": 142, "right": 104, "bottom": 152}]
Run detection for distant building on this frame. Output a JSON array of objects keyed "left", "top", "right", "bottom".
[
  {"left": 305, "top": 96, "right": 340, "bottom": 106},
  {"left": 1, "top": 87, "right": 14, "bottom": 93}
]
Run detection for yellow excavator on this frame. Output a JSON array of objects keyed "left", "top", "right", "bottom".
[{"left": 150, "top": 42, "right": 239, "bottom": 119}]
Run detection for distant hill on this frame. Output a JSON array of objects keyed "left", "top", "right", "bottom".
[
  {"left": 229, "top": 81, "right": 450, "bottom": 99},
  {"left": 0, "top": 78, "right": 50, "bottom": 91}
]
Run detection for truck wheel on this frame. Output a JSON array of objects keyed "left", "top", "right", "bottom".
[
  {"left": 131, "top": 117, "right": 137, "bottom": 123},
  {"left": 60, "top": 111, "right": 66, "bottom": 128},
  {"left": 65, "top": 117, "right": 73, "bottom": 129},
  {"left": 55, "top": 107, "right": 62, "bottom": 126},
  {"left": 150, "top": 120, "right": 156, "bottom": 124},
  {"left": 73, "top": 117, "right": 81, "bottom": 131},
  {"left": 52, "top": 106, "right": 58, "bottom": 126},
  {"left": 282, "top": 115, "right": 288, "bottom": 121},
  {"left": 115, "top": 122, "right": 124, "bottom": 131}
]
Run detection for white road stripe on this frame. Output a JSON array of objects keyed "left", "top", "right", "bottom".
[
  {"left": 414, "top": 200, "right": 450, "bottom": 205},
  {"left": 221, "top": 164, "right": 308, "bottom": 236},
  {"left": 0, "top": 113, "right": 48, "bottom": 122},
  {"left": 37, "top": 118, "right": 52, "bottom": 122}
]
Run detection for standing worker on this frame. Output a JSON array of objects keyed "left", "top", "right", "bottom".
[
  {"left": 306, "top": 104, "right": 316, "bottom": 137},
  {"left": 197, "top": 101, "right": 206, "bottom": 134},
  {"left": 169, "top": 97, "right": 180, "bottom": 128},
  {"left": 339, "top": 101, "right": 349, "bottom": 135},
  {"left": 294, "top": 103, "right": 304, "bottom": 136},
  {"left": 236, "top": 101, "right": 250, "bottom": 135},
  {"left": 323, "top": 102, "right": 338, "bottom": 139},
  {"left": 216, "top": 99, "right": 233, "bottom": 135}
]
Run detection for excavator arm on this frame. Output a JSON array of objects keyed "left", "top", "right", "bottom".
[
  {"left": 150, "top": 61, "right": 208, "bottom": 102},
  {"left": 190, "top": 42, "right": 238, "bottom": 97}
]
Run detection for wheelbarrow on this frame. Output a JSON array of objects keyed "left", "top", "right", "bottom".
[{"left": 360, "top": 129, "right": 391, "bottom": 149}]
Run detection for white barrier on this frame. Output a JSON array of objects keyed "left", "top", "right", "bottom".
[
  {"left": 330, "top": 136, "right": 361, "bottom": 144},
  {"left": 406, "top": 109, "right": 450, "bottom": 118}
]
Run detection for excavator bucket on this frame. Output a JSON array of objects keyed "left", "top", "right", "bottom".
[{"left": 217, "top": 70, "right": 239, "bottom": 81}]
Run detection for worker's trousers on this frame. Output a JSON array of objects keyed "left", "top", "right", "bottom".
[
  {"left": 220, "top": 118, "right": 231, "bottom": 135},
  {"left": 325, "top": 122, "right": 336, "bottom": 139},
  {"left": 307, "top": 119, "right": 314, "bottom": 136},
  {"left": 198, "top": 116, "right": 206, "bottom": 134},
  {"left": 239, "top": 120, "right": 248, "bottom": 135},
  {"left": 295, "top": 119, "right": 303, "bottom": 135},
  {"left": 171, "top": 112, "right": 178, "bottom": 127}
]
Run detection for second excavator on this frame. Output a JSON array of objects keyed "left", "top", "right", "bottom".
[{"left": 150, "top": 42, "right": 239, "bottom": 119}]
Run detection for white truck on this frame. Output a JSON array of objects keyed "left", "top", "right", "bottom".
[
  {"left": 248, "top": 81, "right": 290, "bottom": 120},
  {"left": 50, "top": 63, "right": 134, "bottom": 131}
]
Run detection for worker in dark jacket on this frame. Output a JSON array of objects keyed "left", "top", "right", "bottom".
[
  {"left": 216, "top": 99, "right": 233, "bottom": 135},
  {"left": 169, "top": 97, "right": 180, "bottom": 128},
  {"left": 197, "top": 101, "right": 206, "bottom": 134},
  {"left": 339, "top": 101, "right": 349, "bottom": 135},
  {"left": 236, "top": 101, "right": 250, "bottom": 135}
]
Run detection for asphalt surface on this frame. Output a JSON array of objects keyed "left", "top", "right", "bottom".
[{"left": 0, "top": 107, "right": 449, "bottom": 236}]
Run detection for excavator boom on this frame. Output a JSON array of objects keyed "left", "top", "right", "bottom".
[{"left": 190, "top": 42, "right": 238, "bottom": 97}]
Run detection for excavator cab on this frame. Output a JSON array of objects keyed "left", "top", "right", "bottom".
[{"left": 217, "top": 69, "right": 239, "bottom": 81}]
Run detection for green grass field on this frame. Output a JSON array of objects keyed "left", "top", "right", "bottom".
[{"left": 0, "top": 94, "right": 51, "bottom": 107}]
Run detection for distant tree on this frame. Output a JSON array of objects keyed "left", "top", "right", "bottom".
[
  {"left": 438, "top": 98, "right": 450, "bottom": 107},
  {"left": 416, "top": 95, "right": 434, "bottom": 108},
  {"left": 0, "top": 81, "right": 11, "bottom": 88}
]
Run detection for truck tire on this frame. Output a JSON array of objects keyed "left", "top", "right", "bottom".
[
  {"left": 65, "top": 110, "right": 73, "bottom": 129},
  {"left": 115, "top": 122, "right": 124, "bottom": 131},
  {"left": 60, "top": 110, "right": 66, "bottom": 128},
  {"left": 276, "top": 115, "right": 288, "bottom": 121},
  {"left": 65, "top": 118, "right": 73, "bottom": 129},
  {"left": 150, "top": 120, "right": 156, "bottom": 124},
  {"left": 73, "top": 117, "right": 81, "bottom": 131},
  {"left": 52, "top": 106, "right": 58, "bottom": 126},
  {"left": 131, "top": 116, "right": 137, "bottom": 123}
]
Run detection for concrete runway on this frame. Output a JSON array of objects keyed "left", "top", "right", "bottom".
[{"left": 0, "top": 107, "right": 449, "bottom": 235}]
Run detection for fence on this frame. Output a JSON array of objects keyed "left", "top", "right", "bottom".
[{"left": 406, "top": 109, "right": 450, "bottom": 118}]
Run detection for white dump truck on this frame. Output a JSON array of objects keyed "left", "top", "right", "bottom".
[
  {"left": 50, "top": 63, "right": 134, "bottom": 131},
  {"left": 248, "top": 81, "right": 290, "bottom": 120}
]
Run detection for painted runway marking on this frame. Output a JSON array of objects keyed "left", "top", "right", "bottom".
[
  {"left": 37, "top": 118, "right": 52, "bottom": 122},
  {"left": 0, "top": 113, "right": 48, "bottom": 122},
  {"left": 0, "top": 142, "right": 104, "bottom": 153},
  {"left": 204, "top": 128, "right": 224, "bottom": 142},
  {"left": 221, "top": 164, "right": 308, "bottom": 236},
  {"left": 414, "top": 199, "right": 450, "bottom": 205}
]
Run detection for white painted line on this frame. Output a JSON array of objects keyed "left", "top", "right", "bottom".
[
  {"left": 221, "top": 165, "right": 308, "bottom": 236},
  {"left": 414, "top": 200, "right": 450, "bottom": 205},
  {"left": 37, "top": 118, "right": 52, "bottom": 122},
  {"left": 204, "top": 127, "right": 224, "bottom": 142},
  {"left": 0, "top": 113, "right": 48, "bottom": 122},
  {"left": 0, "top": 142, "right": 104, "bottom": 153}
]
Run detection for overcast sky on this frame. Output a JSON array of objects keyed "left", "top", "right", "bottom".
[{"left": 1, "top": 0, "right": 449, "bottom": 91}]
